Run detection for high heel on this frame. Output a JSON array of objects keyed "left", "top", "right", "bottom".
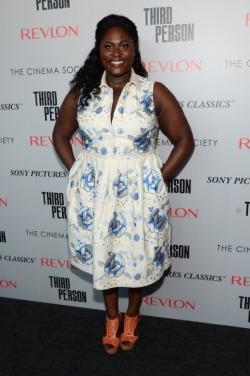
[
  {"left": 102, "top": 312, "right": 121, "bottom": 354},
  {"left": 120, "top": 312, "right": 141, "bottom": 351}
]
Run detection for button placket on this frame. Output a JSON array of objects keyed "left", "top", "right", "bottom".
[{"left": 112, "top": 84, "right": 130, "bottom": 157}]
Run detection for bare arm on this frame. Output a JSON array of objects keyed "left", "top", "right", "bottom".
[
  {"left": 52, "top": 90, "right": 79, "bottom": 170},
  {"left": 154, "top": 82, "right": 194, "bottom": 181}
]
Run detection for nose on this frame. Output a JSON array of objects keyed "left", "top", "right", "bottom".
[{"left": 112, "top": 46, "right": 122, "bottom": 57}]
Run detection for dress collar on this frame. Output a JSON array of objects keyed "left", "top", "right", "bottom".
[{"left": 100, "top": 68, "right": 140, "bottom": 90}]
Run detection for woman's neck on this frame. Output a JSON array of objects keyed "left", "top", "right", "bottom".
[{"left": 106, "top": 70, "right": 131, "bottom": 88}]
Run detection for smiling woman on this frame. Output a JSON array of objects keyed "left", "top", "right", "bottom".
[
  {"left": 52, "top": 14, "right": 194, "bottom": 355},
  {"left": 99, "top": 27, "right": 135, "bottom": 87}
]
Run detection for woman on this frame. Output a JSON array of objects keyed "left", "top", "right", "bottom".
[{"left": 53, "top": 14, "right": 194, "bottom": 354}]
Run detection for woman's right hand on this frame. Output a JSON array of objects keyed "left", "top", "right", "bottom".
[{"left": 52, "top": 90, "right": 80, "bottom": 170}]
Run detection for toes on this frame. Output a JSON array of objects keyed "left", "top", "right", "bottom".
[
  {"left": 105, "top": 344, "right": 114, "bottom": 350},
  {"left": 121, "top": 340, "right": 131, "bottom": 346}
]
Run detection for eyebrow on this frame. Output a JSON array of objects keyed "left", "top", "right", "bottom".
[{"left": 104, "top": 40, "right": 130, "bottom": 44}]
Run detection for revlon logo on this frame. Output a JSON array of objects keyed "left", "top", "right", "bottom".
[
  {"left": 143, "top": 297, "right": 196, "bottom": 309},
  {"left": 170, "top": 208, "right": 198, "bottom": 218},
  {"left": 143, "top": 59, "right": 202, "bottom": 73},
  {"left": 20, "top": 25, "right": 78, "bottom": 39},
  {"left": 0, "top": 198, "right": 8, "bottom": 207},
  {"left": 29, "top": 136, "right": 83, "bottom": 146},
  {"left": 231, "top": 276, "right": 250, "bottom": 286},
  {"left": 246, "top": 13, "right": 250, "bottom": 25},
  {"left": 41, "top": 258, "right": 76, "bottom": 268},
  {"left": 239, "top": 138, "right": 250, "bottom": 149},
  {"left": 0, "top": 280, "right": 17, "bottom": 288}
]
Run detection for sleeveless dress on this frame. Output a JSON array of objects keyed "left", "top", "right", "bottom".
[{"left": 66, "top": 69, "right": 171, "bottom": 290}]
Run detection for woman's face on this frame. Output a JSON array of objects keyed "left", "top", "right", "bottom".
[{"left": 99, "top": 27, "right": 135, "bottom": 79}]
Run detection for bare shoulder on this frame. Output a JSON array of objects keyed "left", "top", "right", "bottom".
[
  {"left": 153, "top": 81, "right": 171, "bottom": 96},
  {"left": 154, "top": 81, "right": 179, "bottom": 108},
  {"left": 61, "top": 88, "right": 80, "bottom": 108},
  {"left": 54, "top": 88, "right": 81, "bottom": 131}
]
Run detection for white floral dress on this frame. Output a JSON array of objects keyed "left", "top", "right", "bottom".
[{"left": 67, "top": 69, "right": 171, "bottom": 290}]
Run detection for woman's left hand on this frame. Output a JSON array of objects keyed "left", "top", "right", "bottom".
[{"left": 154, "top": 82, "right": 194, "bottom": 181}]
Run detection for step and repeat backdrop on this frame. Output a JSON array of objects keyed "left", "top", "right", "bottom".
[{"left": 0, "top": 0, "right": 249, "bottom": 328}]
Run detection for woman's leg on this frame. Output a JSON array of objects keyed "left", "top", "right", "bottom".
[
  {"left": 120, "top": 287, "right": 143, "bottom": 349},
  {"left": 102, "top": 287, "right": 120, "bottom": 353},
  {"left": 103, "top": 287, "right": 119, "bottom": 318},
  {"left": 103, "top": 287, "right": 143, "bottom": 318},
  {"left": 126, "top": 287, "right": 143, "bottom": 316}
]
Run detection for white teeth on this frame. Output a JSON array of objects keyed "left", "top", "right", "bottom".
[{"left": 110, "top": 61, "right": 124, "bottom": 65}]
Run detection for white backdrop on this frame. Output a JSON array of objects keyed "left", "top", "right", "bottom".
[{"left": 0, "top": 0, "right": 249, "bottom": 328}]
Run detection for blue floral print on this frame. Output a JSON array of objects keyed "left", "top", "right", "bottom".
[
  {"left": 102, "top": 128, "right": 109, "bottom": 133},
  {"left": 133, "top": 130, "right": 151, "bottom": 153},
  {"left": 104, "top": 253, "right": 125, "bottom": 277},
  {"left": 96, "top": 106, "right": 102, "bottom": 114},
  {"left": 134, "top": 273, "right": 141, "bottom": 280},
  {"left": 117, "top": 128, "right": 124, "bottom": 134},
  {"left": 80, "top": 165, "right": 95, "bottom": 192},
  {"left": 113, "top": 173, "right": 128, "bottom": 198},
  {"left": 134, "top": 234, "right": 140, "bottom": 241},
  {"left": 140, "top": 93, "right": 155, "bottom": 115},
  {"left": 147, "top": 208, "right": 167, "bottom": 232},
  {"left": 108, "top": 212, "right": 127, "bottom": 237},
  {"left": 76, "top": 243, "right": 93, "bottom": 265},
  {"left": 143, "top": 168, "right": 163, "bottom": 193},
  {"left": 77, "top": 94, "right": 88, "bottom": 113},
  {"left": 150, "top": 126, "right": 158, "bottom": 141},
  {"left": 78, "top": 206, "right": 94, "bottom": 230},
  {"left": 67, "top": 69, "right": 171, "bottom": 290},
  {"left": 101, "top": 147, "right": 107, "bottom": 155},
  {"left": 81, "top": 130, "right": 93, "bottom": 150},
  {"left": 153, "top": 246, "right": 165, "bottom": 268}
]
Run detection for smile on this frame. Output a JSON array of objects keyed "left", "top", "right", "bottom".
[{"left": 110, "top": 61, "right": 125, "bottom": 66}]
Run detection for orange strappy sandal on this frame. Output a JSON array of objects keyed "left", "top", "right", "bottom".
[
  {"left": 120, "top": 312, "right": 141, "bottom": 351},
  {"left": 102, "top": 312, "right": 122, "bottom": 355}
]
